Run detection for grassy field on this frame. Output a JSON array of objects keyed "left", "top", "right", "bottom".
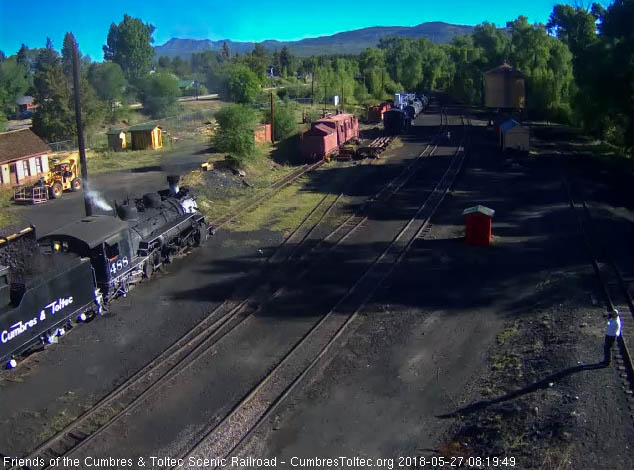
[
  {"left": 0, "top": 188, "right": 17, "bottom": 230},
  {"left": 182, "top": 149, "right": 300, "bottom": 223}
]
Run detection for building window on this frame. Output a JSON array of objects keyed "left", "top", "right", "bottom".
[
  {"left": 22, "top": 160, "right": 30, "bottom": 177},
  {"left": 35, "top": 158, "right": 42, "bottom": 174}
]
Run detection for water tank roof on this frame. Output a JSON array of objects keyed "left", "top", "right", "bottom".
[{"left": 484, "top": 63, "right": 525, "bottom": 78}]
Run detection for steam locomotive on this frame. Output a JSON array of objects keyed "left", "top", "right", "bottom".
[{"left": 0, "top": 176, "right": 211, "bottom": 368}]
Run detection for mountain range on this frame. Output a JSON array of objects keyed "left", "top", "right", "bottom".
[{"left": 154, "top": 21, "right": 475, "bottom": 59}]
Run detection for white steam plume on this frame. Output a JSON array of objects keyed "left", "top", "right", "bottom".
[{"left": 84, "top": 183, "right": 113, "bottom": 212}]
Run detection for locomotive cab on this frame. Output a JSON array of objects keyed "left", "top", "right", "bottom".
[{"left": 39, "top": 216, "right": 136, "bottom": 299}]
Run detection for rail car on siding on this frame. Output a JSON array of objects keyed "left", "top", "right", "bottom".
[
  {"left": 300, "top": 113, "right": 360, "bottom": 161},
  {"left": 383, "top": 93, "right": 428, "bottom": 135},
  {"left": 0, "top": 176, "right": 211, "bottom": 368}
]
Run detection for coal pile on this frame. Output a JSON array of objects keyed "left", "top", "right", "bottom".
[{"left": 0, "top": 228, "right": 79, "bottom": 284}]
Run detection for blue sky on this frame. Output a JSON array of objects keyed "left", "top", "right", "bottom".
[{"left": 0, "top": 1, "right": 614, "bottom": 60}]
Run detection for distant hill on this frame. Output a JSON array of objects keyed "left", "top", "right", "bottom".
[{"left": 154, "top": 22, "right": 475, "bottom": 59}]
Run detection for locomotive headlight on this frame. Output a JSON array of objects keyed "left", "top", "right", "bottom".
[
  {"left": 7, "top": 358, "right": 17, "bottom": 369},
  {"left": 53, "top": 241, "right": 61, "bottom": 252},
  {"left": 77, "top": 312, "right": 87, "bottom": 323}
]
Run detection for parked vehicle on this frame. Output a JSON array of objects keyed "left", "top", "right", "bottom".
[{"left": 13, "top": 155, "right": 82, "bottom": 204}]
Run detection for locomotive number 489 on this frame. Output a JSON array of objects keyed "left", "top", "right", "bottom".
[{"left": 109, "top": 256, "right": 129, "bottom": 275}]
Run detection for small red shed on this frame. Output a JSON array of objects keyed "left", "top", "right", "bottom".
[{"left": 463, "top": 205, "right": 495, "bottom": 246}]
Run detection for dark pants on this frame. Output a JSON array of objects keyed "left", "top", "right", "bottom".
[{"left": 603, "top": 335, "right": 617, "bottom": 364}]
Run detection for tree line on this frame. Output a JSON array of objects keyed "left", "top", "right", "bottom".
[{"left": 0, "top": 2, "right": 632, "bottom": 153}]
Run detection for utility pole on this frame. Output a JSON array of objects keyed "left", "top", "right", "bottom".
[
  {"left": 323, "top": 85, "right": 327, "bottom": 117},
  {"left": 341, "top": 83, "right": 345, "bottom": 113},
  {"left": 270, "top": 92, "right": 275, "bottom": 144},
  {"left": 311, "top": 65, "right": 315, "bottom": 106},
  {"left": 71, "top": 33, "right": 92, "bottom": 217},
  {"left": 381, "top": 69, "right": 385, "bottom": 99}
]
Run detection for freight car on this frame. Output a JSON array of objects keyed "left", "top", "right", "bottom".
[
  {"left": 383, "top": 93, "right": 427, "bottom": 134},
  {"left": 0, "top": 176, "right": 210, "bottom": 368},
  {"left": 367, "top": 102, "right": 392, "bottom": 122},
  {"left": 300, "top": 113, "right": 359, "bottom": 161}
]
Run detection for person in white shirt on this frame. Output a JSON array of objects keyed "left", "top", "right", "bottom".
[{"left": 603, "top": 308, "right": 622, "bottom": 365}]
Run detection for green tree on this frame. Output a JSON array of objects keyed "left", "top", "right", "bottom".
[
  {"left": 227, "top": 64, "right": 261, "bottom": 104},
  {"left": 280, "top": 46, "right": 293, "bottom": 76},
  {"left": 31, "top": 64, "right": 74, "bottom": 141},
  {"left": 213, "top": 104, "right": 258, "bottom": 164},
  {"left": 137, "top": 72, "right": 180, "bottom": 118},
  {"left": 221, "top": 42, "right": 230, "bottom": 61},
  {"left": 264, "top": 102, "right": 298, "bottom": 140},
  {"left": 0, "top": 57, "right": 29, "bottom": 116},
  {"left": 158, "top": 56, "right": 171, "bottom": 69},
  {"left": 599, "top": 0, "right": 634, "bottom": 150},
  {"left": 103, "top": 14, "right": 155, "bottom": 81},
  {"left": 16, "top": 44, "right": 28, "bottom": 66},
  {"left": 245, "top": 43, "right": 268, "bottom": 80},
  {"left": 88, "top": 61, "right": 127, "bottom": 121},
  {"left": 472, "top": 22, "right": 510, "bottom": 69},
  {"left": 31, "top": 35, "right": 105, "bottom": 141},
  {"left": 170, "top": 56, "right": 190, "bottom": 77},
  {"left": 61, "top": 33, "right": 75, "bottom": 78},
  {"left": 506, "top": 16, "right": 574, "bottom": 121}
]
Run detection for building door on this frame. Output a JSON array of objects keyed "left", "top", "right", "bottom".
[{"left": 9, "top": 164, "right": 17, "bottom": 185}]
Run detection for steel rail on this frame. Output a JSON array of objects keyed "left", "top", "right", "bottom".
[
  {"left": 561, "top": 170, "right": 634, "bottom": 401},
  {"left": 176, "top": 114, "right": 468, "bottom": 468},
  {"left": 11, "top": 130, "right": 407, "bottom": 470}
]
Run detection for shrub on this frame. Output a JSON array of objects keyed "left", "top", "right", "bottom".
[
  {"left": 138, "top": 72, "right": 180, "bottom": 118},
  {"left": 227, "top": 64, "right": 261, "bottom": 104},
  {"left": 213, "top": 104, "right": 258, "bottom": 166},
  {"left": 263, "top": 102, "right": 299, "bottom": 140}
]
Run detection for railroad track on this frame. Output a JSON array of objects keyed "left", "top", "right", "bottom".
[
  {"left": 176, "top": 114, "right": 469, "bottom": 469},
  {"left": 561, "top": 172, "right": 634, "bottom": 404},
  {"left": 9, "top": 117, "right": 444, "bottom": 470},
  {"left": 8, "top": 169, "right": 353, "bottom": 470},
  {"left": 210, "top": 160, "right": 325, "bottom": 229}
]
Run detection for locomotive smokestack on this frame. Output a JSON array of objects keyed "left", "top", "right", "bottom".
[{"left": 167, "top": 175, "right": 180, "bottom": 196}]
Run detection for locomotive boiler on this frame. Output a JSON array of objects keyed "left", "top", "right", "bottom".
[{"left": 1, "top": 176, "right": 210, "bottom": 368}]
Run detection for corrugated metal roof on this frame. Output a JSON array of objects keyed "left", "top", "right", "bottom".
[
  {"left": 0, "top": 128, "right": 50, "bottom": 164},
  {"left": 106, "top": 128, "right": 126, "bottom": 135},
  {"left": 463, "top": 205, "right": 495, "bottom": 217},
  {"left": 128, "top": 123, "right": 162, "bottom": 132}
]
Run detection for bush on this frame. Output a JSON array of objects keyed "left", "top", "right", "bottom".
[
  {"left": 263, "top": 102, "right": 299, "bottom": 140},
  {"left": 277, "top": 84, "right": 311, "bottom": 101},
  {"left": 182, "top": 83, "right": 208, "bottom": 97},
  {"left": 213, "top": 104, "right": 258, "bottom": 165},
  {"left": 228, "top": 64, "right": 261, "bottom": 104},
  {"left": 138, "top": 73, "right": 181, "bottom": 118}
]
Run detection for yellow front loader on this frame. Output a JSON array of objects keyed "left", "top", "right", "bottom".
[{"left": 13, "top": 156, "right": 82, "bottom": 204}]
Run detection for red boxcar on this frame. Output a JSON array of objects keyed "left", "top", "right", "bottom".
[
  {"left": 367, "top": 102, "right": 392, "bottom": 122},
  {"left": 301, "top": 113, "right": 359, "bottom": 161}
]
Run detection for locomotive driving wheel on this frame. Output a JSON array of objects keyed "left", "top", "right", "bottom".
[
  {"left": 193, "top": 223, "right": 208, "bottom": 247},
  {"left": 143, "top": 259, "right": 153, "bottom": 280}
]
